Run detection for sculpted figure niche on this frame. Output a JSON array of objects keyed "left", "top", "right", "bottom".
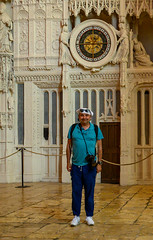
[
  {"left": 133, "top": 38, "right": 153, "bottom": 67},
  {"left": 0, "top": 2, "right": 13, "bottom": 53},
  {"left": 59, "top": 25, "right": 76, "bottom": 66},
  {"left": 112, "top": 22, "right": 129, "bottom": 64}
]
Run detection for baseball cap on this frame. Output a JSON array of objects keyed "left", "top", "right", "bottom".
[{"left": 76, "top": 108, "right": 94, "bottom": 116}]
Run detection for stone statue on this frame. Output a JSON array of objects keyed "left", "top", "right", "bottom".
[
  {"left": 112, "top": 23, "right": 129, "bottom": 64},
  {"left": 7, "top": 95, "right": 14, "bottom": 111},
  {"left": 8, "top": 71, "right": 14, "bottom": 92},
  {"left": 0, "top": 2, "right": 13, "bottom": 53},
  {"left": 59, "top": 25, "right": 76, "bottom": 66},
  {"left": 133, "top": 38, "right": 153, "bottom": 67}
]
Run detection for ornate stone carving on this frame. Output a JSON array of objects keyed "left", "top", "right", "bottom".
[
  {"left": 0, "top": 112, "right": 6, "bottom": 129},
  {"left": 0, "top": 112, "right": 13, "bottom": 129},
  {"left": 99, "top": 112, "right": 120, "bottom": 122},
  {"left": 13, "top": 0, "right": 153, "bottom": 19},
  {"left": 120, "top": 94, "right": 131, "bottom": 116},
  {"left": 14, "top": 0, "right": 29, "bottom": 5},
  {"left": 51, "top": 0, "right": 63, "bottom": 19},
  {"left": 51, "top": 21, "right": 61, "bottom": 55},
  {"left": 18, "top": 9, "right": 28, "bottom": 20},
  {"left": 62, "top": 0, "right": 148, "bottom": 19},
  {"left": 19, "top": 21, "right": 29, "bottom": 55},
  {"left": 28, "top": 66, "right": 54, "bottom": 71},
  {"left": 112, "top": 23, "right": 129, "bottom": 64},
  {"left": 59, "top": 25, "right": 76, "bottom": 66},
  {"left": 35, "top": 4, "right": 45, "bottom": 13},
  {"left": 133, "top": 38, "right": 153, "bottom": 67},
  {"left": 8, "top": 112, "right": 14, "bottom": 129},
  {"left": 8, "top": 71, "right": 14, "bottom": 92},
  {"left": 128, "top": 71, "right": 153, "bottom": 81},
  {"left": 15, "top": 73, "right": 61, "bottom": 89},
  {"left": 52, "top": 39, "right": 59, "bottom": 51},
  {"left": 127, "top": 70, "right": 153, "bottom": 100},
  {"left": 70, "top": 72, "right": 120, "bottom": 87},
  {"left": 35, "top": 20, "right": 45, "bottom": 54},
  {"left": 34, "top": 81, "right": 61, "bottom": 88},
  {"left": 125, "top": 0, "right": 153, "bottom": 18},
  {"left": 0, "top": 55, "right": 14, "bottom": 93},
  {"left": 52, "top": 9, "right": 62, "bottom": 19},
  {"left": 0, "top": 2, "right": 14, "bottom": 132},
  {"left": 70, "top": 72, "right": 119, "bottom": 81},
  {"left": 13, "top": 0, "right": 63, "bottom": 4},
  {"left": 119, "top": 62, "right": 127, "bottom": 87},
  {"left": 69, "top": 0, "right": 120, "bottom": 17},
  {"left": 0, "top": 2, "right": 13, "bottom": 53},
  {"left": 7, "top": 95, "right": 14, "bottom": 111}
]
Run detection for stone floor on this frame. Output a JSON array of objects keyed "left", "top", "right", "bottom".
[{"left": 0, "top": 182, "right": 153, "bottom": 240}]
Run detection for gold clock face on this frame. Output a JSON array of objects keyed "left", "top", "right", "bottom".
[
  {"left": 76, "top": 26, "right": 111, "bottom": 62},
  {"left": 84, "top": 33, "right": 103, "bottom": 54}
]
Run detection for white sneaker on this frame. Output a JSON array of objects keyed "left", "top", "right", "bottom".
[
  {"left": 86, "top": 216, "right": 94, "bottom": 226},
  {"left": 71, "top": 216, "right": 80, "bottom": 226}
]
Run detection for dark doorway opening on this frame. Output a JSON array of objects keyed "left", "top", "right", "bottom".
[{"left": 100, "top": 122, "right": 120, "bottom": 184}]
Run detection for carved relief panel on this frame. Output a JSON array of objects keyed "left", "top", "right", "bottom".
[
  {"left": 18, "top": 10, "right": 29, "bottom": 56},
  {"left": 13, "top": 0, "right": 63, "bottom": 69},
  {"left": 51, "top": 20, "right": 61, "bottom": 57},
  {"left": 35, "top": 9, "right": 46, "bottom": 55}
]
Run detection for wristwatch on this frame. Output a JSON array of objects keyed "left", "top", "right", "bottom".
[{"left": 97, "top": 161, "right": 102, "bottom": 166}]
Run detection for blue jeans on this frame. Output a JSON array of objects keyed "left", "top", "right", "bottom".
[{"left": 71, "top": 164, "right": 97, "bottom": 217}]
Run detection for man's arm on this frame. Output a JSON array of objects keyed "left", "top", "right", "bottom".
[
  {"left": 66, "top": 138, "right": 72, "bottom": 172},
  {"left": 96, "top": 139, "right": 102, "bottom": 173}
]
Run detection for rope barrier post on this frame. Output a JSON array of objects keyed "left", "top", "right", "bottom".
[
  {"left": 16, "top": 148, "right": 30, "bottom": 188},
  {"left": 21, "top": 148, "right": 24, "bottom": 187}
]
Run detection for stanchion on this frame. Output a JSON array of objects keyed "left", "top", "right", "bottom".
[{"left": 16, "top": 148, "right": 30, "bottom": 188}]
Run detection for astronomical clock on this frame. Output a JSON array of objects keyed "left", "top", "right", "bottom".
[{"left": 70, "top": 19, "right": 117, "bottom": 70}]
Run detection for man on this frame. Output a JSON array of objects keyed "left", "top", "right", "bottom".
[{"left": 66, "top": 108, "right": 104, "bottom": 226}]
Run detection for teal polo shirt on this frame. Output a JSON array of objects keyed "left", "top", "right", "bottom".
[{"left": 68, "top": 123, "right": 104, "bottom": 166}]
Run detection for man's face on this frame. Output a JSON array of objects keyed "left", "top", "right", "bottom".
[{"left": 78, "top": 113, "right": 91, "bottom": 124}]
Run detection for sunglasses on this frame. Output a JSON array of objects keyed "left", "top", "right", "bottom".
[{"left": 80, "top": 109, "right": 91, "bottom": 114}]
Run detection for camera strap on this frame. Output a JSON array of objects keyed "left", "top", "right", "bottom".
[{"left": 78, "top": 123, "right": 90, "bottom": 156}]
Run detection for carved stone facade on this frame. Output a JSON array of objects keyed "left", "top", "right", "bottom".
[{"left": 0, "top": 0, "right": 153, "bottom": 185}]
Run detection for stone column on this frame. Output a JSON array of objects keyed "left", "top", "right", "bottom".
[
  {"left": 0, "top": 2, "right": 15, "bottom": 183},
  {"left": 118, "top": 1, "right": 135, "bottom": 185},
  {"left": 61, "top": 0, "right": 72, "bottom": 182},
  {"left": 61, "top": 68, "right": 72, "bottom": 183},
  {"left": 119, "top": 0, "right": 125, "bottom": 23},
  {"left": 120, "top": 63, "right": 136, "bottom": 185}
]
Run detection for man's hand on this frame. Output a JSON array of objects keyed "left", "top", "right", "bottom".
[
  {"left": 66, "top": 139, "right": 72, "bottom": 172},
  {"left": 97, "top": 139, "right": 102, "bottom": 173},
  {"left": 96, "top": 164, "right": 102, "bottom": 173},
  {"left": 67, "top": 163, "right": 72, "bottom": 172}
]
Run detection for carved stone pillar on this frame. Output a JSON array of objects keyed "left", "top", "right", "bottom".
[
  {"left": 0, "top": 2, "right": 15, "bottom": 183},
  {"left": 120, "top": 69, "right": 135, "bottom": 185},
  {"left": 118, "top": 1, "right": 134, "bottom": 184},
  {"left": 119, "top": 0, "right": 125, "bottom": 23},
  {"left": 61, "top": 66, "right": 72, "bottom": 183},
  {"left": 61, "top": 0, "right": 72, "bottom": 182}
]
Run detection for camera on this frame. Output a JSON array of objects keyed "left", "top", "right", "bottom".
[{"left": 85, "top": 155, "right": 97, "bottom": 168}]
